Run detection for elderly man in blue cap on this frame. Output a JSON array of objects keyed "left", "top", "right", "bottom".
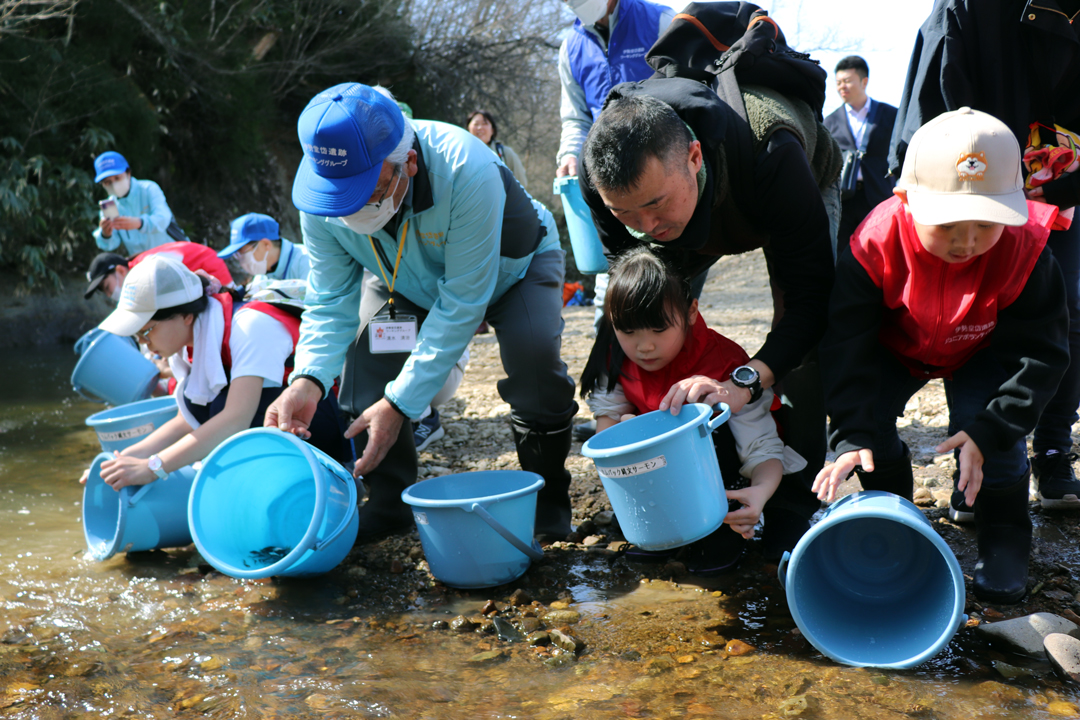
[
  {"left": 92, "top": 151, "right": 185, "bottom": 254},
  {"left": 218, "top": 212, "right": 310, "bottom": 284},
  {"left": 265, "top": 83, "right": 578, "bottom": 543}
]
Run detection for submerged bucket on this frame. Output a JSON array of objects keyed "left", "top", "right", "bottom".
[
  {"left": 189, "top": 428, "right": 359, "bottom": 578},
  {"left": 85, "top": 396, "right": 178, "bottom": 453},
  {"left": 778, "top": 491, "right": 967, "bottom": 669},
  {"left": 82, "top": 452, "right": 197, "bottom": 560},
  {"left": 71, "top": 329, "right": 158, "bottom": 406},
  {"left": 581, "top": 403, "right": 731, "bottom": 551},
  {"left": 553, "top": 176, "right": 608, "bottom": 274},
  {"left": 401, "top": 471, "right": 545, "bottom": 589}
]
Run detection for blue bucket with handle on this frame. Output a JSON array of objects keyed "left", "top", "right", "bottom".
[
  {"left": 82, "top": 452, "right": 197, "bottom": 560},
  {"left": 85, "top": 396, "right": 178, "bottom": 453},
  {"left": 401, "top": 471, "right": 545, "bottom": 589},
  {"left": 553, "top": 176, "right": 608, "bottom": 274},
  {"left": 71, "top": 329, "right": 158, "bottom": 406},
  {"left": 581, "top": 403, "right": 731, "bottom": 551},
  {"left": 189, "top": 428, "right": 359, "bottom": 578},
  {"left": 778, "top": 491, "right": 967, "bottom": 669}
]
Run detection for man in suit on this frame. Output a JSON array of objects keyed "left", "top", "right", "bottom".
[{"left": 824, "top": 56, "right": 898, "bottom": 253}]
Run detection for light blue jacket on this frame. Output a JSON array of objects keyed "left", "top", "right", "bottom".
[
  {"left": 254, "top": 237, "right": 310, "bottom": 284},
  {"left": 292, "top": 120, "right": 560, "bottom": 419},
  {"left": 92, "top": 177, "right": 177, "bottom": 255}
]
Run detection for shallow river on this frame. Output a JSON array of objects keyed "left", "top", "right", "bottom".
[{"left": 3, "top": 347, "right": 1080, "bottom": 718}]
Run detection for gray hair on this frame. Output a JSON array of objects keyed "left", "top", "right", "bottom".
[{"left": 373, "top": 85, "right": 415, "bottom": 170}]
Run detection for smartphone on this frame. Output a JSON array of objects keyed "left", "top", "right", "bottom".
[{"left": 99, "top": 198, "right": 119, "bottom": 220}]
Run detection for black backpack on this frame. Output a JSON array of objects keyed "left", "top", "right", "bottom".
[{"left": 645, "top": 1, "right": 828, "bottom": 122}]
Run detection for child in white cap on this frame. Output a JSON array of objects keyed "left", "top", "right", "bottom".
[
  {"left": 813, "top": 107, "right": 1070, "bottom": 605},
  {"left": 82, "top": 255, "right": 345, "bottom": 490}
]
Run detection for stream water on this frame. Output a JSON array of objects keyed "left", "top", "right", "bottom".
[{"left": 3, "top": 346, "right": 1080, "bottom": 718}]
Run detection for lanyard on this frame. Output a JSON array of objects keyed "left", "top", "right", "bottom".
[{"left": 369, "top": 220, "right": 409, "bottom": 320}]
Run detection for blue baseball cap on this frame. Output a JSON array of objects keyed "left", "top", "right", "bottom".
[
  {"left": 93, "top": 151, "right": 129, "bottom": 183},
  {"left": 218, "top": 213, "right": 280, "bottom": 258},
  {"left": 291, "top": 83, "right": 405, "bottom": 217}
]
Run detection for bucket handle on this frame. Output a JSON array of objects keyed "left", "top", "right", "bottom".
[
  {"left": 469, "top": 503, "right": 545, "bottom": 561},
  {"left": 701, "top": 403, "right": 732, "bottom": 436},
  {"left": 777, "top": 550, "right": 791, "bottom": 590},
  {"left": 127, "top": 483, "right": 155, "bottom": 507}
]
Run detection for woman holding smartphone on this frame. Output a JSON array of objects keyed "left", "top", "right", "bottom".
[{"left": 91, "top": 151, "right": 186, "bottom": 255}]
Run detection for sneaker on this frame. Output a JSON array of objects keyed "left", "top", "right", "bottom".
[
  {"left": 1032, "top": 450, "right": 1080, "bottom": 509},
  {"left": 572, "top": 419, "right": 597, "bottom": 442},
  {"left": 682, "top": 526, "right": 746, "bottom": 576},
  {"left": 948, "top": 490, "right": 975, "bottom": 523},
  {"left": 413, "top": 408, "right": 445, "bottom": 451}
]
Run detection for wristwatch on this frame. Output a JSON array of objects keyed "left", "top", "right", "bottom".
[
  {"left": 730, "top": 365, "right": 763, "bottom": 404},
  {"left": 147, "top": 454, "right": 168, "bottom": 481}
]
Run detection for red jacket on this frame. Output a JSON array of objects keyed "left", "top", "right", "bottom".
[
  {"left": 851, "top": 197, "right": 1057, "bottom": 378},
  {"left": 131, "top": 242, "right": 233, "bottom": 287}
]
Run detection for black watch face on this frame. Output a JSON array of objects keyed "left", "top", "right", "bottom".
[{"left": 733, "top": 366, "right": 756, "bottom": 384}]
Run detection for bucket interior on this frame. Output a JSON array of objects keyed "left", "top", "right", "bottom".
[
  {"left": 83, "top": 468, "right": 122, "bottom": 559},
  {"left": 190, "top": 436, "right": 321, "bottom": 572},
  {"left": 405, "top": 471, "right": 540, "bottom": 504},
  {"left": 585, "top": 406, "right": 704, "bottom": 454},
  {"left": 86, "top": 396, "right": 176, "bottom": 426},
  {"left": 791, "top": 517, "right": 960, "bottom": 666}
]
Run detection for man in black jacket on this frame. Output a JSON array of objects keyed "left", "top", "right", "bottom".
[
  {"left": 824, "top": 56, "right": 897, "bottom": 251},
  {"left": 579, "top": 76, "right": 839, "bottom": 557},
  {"left": 889, "top": 0, "right": 1080, "bottom": 516}
]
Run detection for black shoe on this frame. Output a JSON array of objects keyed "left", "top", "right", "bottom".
[
  {"left": 572, "top": 419, "right": 597, "bottom": 442},
  {"left": 973, "top": 474, "right": 1032, "bottom": 605},
  {"left": 621, "top": 544, "right": 678, "bottom": 563},
  {"left": 512, "top": 421, "right": 575, "bottom": 541},
  {"left": 413, "top": 408, "right": 445, "bottom": 451},
  {"left": 1032, "top": 450, "right": 1080, "bottom": 510},
  {"left": 948, "top": 490, "right": 975, "bottom": 524},
  {"left": 681, "top": 526, "right": 746, "bottom": 576},
  {"left": 854, "top": 443, "right": 914, "bottom": 501}
]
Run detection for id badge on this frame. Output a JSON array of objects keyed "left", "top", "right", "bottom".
[{"left": 369, "top": 314, "right": 418, "bottom": 354}]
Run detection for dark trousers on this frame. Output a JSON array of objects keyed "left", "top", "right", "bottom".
[
  {"left": 338, "top": 250, "right": 578, "bottom": 488},
  {"left": 836, "top": 184, "right": 874, "bottom": 257},
  {"left": 1034, "top": 220, "right": 1080, "bottom": 454}
]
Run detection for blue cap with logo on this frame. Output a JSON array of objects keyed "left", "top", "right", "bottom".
[
  {"left": 291, "top": 83, "right": 405, "bottom": 217},
  {"left": 218, "top": 213, "right": 280, "bottom": 258},
  {"left": 93, "top": 151, "right": 129, "bottom": 183}
]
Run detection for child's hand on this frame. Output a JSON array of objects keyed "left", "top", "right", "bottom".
[
  {"left": 724, "top": 485, "right": 771, "bottom": 539},
  {"left": 812, "top": 449, "right": 875, "bottom": 503},
  {"left": 936, "top": 431, "right": 983, "bottom": 506},
  {"left": 79, "top": 467, "right": 90, "bottom": 485},
  {"left": 100, "top": 455, "right": 156, "bottom": 491},
  {"left": 659, "top": 375, "right": 750, "bottom": 414}
]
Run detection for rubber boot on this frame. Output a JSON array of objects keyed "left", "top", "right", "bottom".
[
  {"left": 353, "top": 417, "right": 418, "bottom": 544},
  {"left": 512, "top": 421, "right": 574, "bottom": 542},
  {"left": 854, "top": 443, "right": 914, "bottom": 501},
  {"left": 973, "top": 472, "right": 1032, "bottom": 605}
]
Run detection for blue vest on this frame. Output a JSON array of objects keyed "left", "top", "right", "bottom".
[{"left": 567, "top": 0, "right": 666, "bottom": 120}]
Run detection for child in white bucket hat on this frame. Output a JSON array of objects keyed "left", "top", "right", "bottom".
[
  {"left": 814, "top": 107, "right": 1069, "bottom": 605},
  {"left": 83, "top": 255, "right": 346, "bottom": 491}
]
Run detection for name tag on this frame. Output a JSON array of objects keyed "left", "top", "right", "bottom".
[{"left": 369, "top": 314, "right": 418, "bottom": 354}]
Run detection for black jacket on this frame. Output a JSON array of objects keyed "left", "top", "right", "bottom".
[
  {"left": 824, "top": 99, "right": 898, "bottom": 208},
  {"left": 579, "top": 77, "right": 835, "bottom": 381},
  {"left": 888, "top": 0, "right": 1080, "bottom": 210}
]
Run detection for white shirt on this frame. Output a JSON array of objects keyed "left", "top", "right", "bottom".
[{"left": 845, "top": 97, "right": 874, "bottom": 181}]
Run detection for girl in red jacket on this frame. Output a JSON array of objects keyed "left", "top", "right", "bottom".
[{"left": 815, "top": 108, "right": 1070, "bottom": 604}]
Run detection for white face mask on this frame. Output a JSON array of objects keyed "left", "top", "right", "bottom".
[
  {"left": 238, "top": 245, "right": 268, "bottom": 276},
  {"left": 106, "top": 176, "right": 131, "bottom": 199},
  {"left": 339, "top": 175, "right": 403, "bottom": 235},
  {"left": 567, "top": 0, "right": 608, "bottom": 25},
  {"left": 109, "top": 284, "right": 122, "bottom": 304}
]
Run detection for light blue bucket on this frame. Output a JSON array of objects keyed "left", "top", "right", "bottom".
[
  {"left": 581, "top": 403, "right": 731, "bottom": 551},
  {"left": 82, "top": 452, "right": 197, "bottom": 560},
  {"left": 189, "top": 428, "right": 359, "bottom": 578},
  {"left": 85, "top": 396, "right": 178, "bottom": 453},
  {"left": 778, "top": 491, "right": 967, "bottom": 669},
  {"left": 401, "top": 471, "right": 545, "bottom": 589},
  {"left": 71, "top": 329, "right": 158, "bottom": 406},
  {"left": 553, "top": 176, "right": 608, "bottom": 274}
]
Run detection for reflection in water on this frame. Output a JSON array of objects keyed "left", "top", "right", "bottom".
[{"left": 1, "top": 347, "right": 1080, "bottom": 718}]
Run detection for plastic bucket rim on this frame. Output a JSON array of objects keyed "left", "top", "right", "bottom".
[
  {"left": 85, "top": 396, "right": 178, "bottom": 429},
  {"left": 784, "top": 501, "right": 966, "bottom": 669},
  {"left": 552, "top": 176, "right": 580, "bottom": 194},
  {"left": 82, "top": 452, "right": 129, "bottom": 561},
  {"left": 581, "top": 404, "right": 712, "bottom": 460},
  {"left": 71, "top": 331, "right": 155, "bottom": 405},
  {"left": 188, "top": 427, "right": 345, "bottom": 578},
  {"left": 401, "top": 470, "right": 545, "bottom": 509}
]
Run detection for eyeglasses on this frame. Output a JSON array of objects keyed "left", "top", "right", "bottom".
[{"left": 136, "top": 322, "right": 159, "bottom": 340}]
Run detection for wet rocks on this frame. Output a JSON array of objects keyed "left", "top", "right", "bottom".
[
  {"left": 508, "top": 589, "right": 531, "bottom": 606},
  {"left": 450, "top": 616, "right": 478, "bottom": 633},
  {"left": 542, "top": 610, "right": 581, "bottom": 626},
  {"left": 549, "top": 628, "right": 584, "bottom": 654},
  {"left": 976, "top": 613, "right": 1080, "bottom": 657},
  {"left": 1045, "top": 633, "right": 1080, "bottom": 683},
  {"left": 467, "top": 649, "right": 507, "bottom": 664}
]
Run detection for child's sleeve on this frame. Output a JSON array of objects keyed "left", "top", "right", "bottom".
[
  {"left": 964, "top": 247, "right": 1070, "bottom": 454},
  {"left": 585, "top": 376, "right": 636, "bottom": 422},
  {"left": 728, "top": 387, "right": 807, "bottom": 478},
  {"left": 820, "top": 247, "right": 887, "bottom": 455}
]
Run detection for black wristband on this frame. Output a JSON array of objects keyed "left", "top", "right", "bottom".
[
  {"left": 384, "top": 395, "right": 408, "bottom": 419},
  {"left": 292, "top": 374, "right": 326, "bottom": 399}
]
